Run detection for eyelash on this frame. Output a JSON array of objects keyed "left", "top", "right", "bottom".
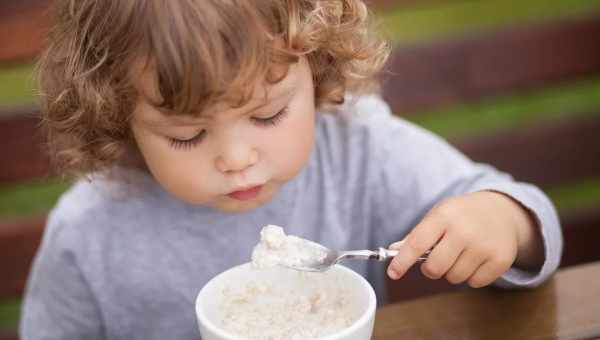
[
  {"left": 168, "top": 130, "right": 206, "bottom": 151},
  {"left": 252, "top": 106, "right": 289, "bottom": 127},
  {"left": 167, "top": 106, "right": 289, "bottom": 150}
]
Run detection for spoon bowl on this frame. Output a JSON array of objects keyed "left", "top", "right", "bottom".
[{"left": 281, "top": 240, "right": 430, "bottom": 272}]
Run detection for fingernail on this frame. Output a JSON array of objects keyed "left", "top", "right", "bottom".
[
  {"left": 388, "top": 268, "right": 400, "bottom": 280},
  {"left": 389, "top": 240, "right": 405, "bottom": 250}
]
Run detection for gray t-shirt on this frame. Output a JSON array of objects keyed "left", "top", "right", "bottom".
[{"left": 20, "top": 95, "right": 562, "bottom": 340}]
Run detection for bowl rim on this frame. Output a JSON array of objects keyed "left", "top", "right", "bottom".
[{"left": 195, "top": 262, "right": 377, "bottom": 340}]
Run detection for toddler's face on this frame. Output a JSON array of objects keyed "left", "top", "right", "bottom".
[{"left": 130, "top": 57, "right": 315, "bottom": 212}]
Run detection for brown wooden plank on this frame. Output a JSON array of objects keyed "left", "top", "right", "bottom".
[
  {"left": 382, "top": 14, "right": 600, "bottom": 114},
  {"left": 560, "top": 207, "right": 600, "bottom": 267},
  {"left": 0, "top": 330, "right": 18, "bottom": 340},
  {"left": 456, "top": 114, "right": 600, "bottom": 188},
  {"left": 0, "top": 0, "right": 436, "bottom": 64},
  {"left": 377, "top": 262, "right": 600, "bottom": 339},
  {"left": 0, "top": 108, "right": 51, "bottom": 184},
  {"left": 0, "top": 0, "right": 48, "bottom": 15},
  {"left": 0, "top": 215, "right": 46, "bottom": 299},
  {"left": 0, "top": 0, "right": 51, "bottom": 65}
]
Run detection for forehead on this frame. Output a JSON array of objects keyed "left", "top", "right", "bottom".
[{"left": 132, "top": 58, "right": 299, "bottom": 121}]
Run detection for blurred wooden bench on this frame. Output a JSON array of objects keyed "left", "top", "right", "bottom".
[
  {"left": 1, "top": 1, "right": 600, "bottom": 339},
  {"left": 0, "top": 0, "right": 50, "bottom": 65},
  {"left": 380, "top": 13, "right": 600, "bottom": 301}
]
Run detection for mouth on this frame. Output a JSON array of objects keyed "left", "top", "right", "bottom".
[{"left": 227, "top": 185, "right": 263, "bottom": 201}]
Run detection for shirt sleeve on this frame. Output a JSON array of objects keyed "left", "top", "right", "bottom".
[
  {"left": 19, "top": 211, "right": 104, "bottom": 340},
  {"left": 352, "top": 95, "right": 563, "bottom": 288}
]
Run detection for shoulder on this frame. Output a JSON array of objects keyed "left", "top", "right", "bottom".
[
  {"left": 316, "top": 94, "right": 433, "bottom": 144},
  {"left": 314, "top": 94, "right": 427, "bottom": 164},
  {"left": 309, "top": 95, "right": 400, "bottom": 190},
  {"left": 44, "top": 168, "right": 166, "bottom": 248},
  {"left": 315, "top": 94, "right": 386, "bottom": 152}
]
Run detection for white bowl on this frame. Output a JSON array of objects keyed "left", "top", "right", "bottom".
[{"left": 195, "top": 262, "right": 376, "bottom": 340}]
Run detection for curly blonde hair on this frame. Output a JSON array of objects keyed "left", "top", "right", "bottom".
[{"left": 37, "top": 0, "right": 391, "bottom": 177}]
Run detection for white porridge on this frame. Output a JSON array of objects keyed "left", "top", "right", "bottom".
[
  {"left": 251, "top": 225, "right": 327, "bottom": 269},
  {"left": 212, "top": 225, "right": 357, "bottom": 339},
  {"left": 217, "top": 268, "right": 357, "bottom": 340}
]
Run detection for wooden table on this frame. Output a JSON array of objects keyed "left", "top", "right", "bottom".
[{"left": 373, "top": 262, "right": 600, "bottom": 340}]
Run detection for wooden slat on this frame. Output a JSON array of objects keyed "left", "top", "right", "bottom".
[
  {"left": 560, "top": 207, "right": 600, "bottom": 267},
  {"left": 0, "top": 0, "right": 51, "bottom": 65},
  {"left": 456, "top": 114, "right": 600, "bottom": 188},
  {"left": 4, "top": 2, "right": 600, "bottom": 95},
  {"left": 378, "top": 262, "right": 600, "bottom": 339},
  {"left": 0, "top": 0, "right": 48, "bottom": 14},
  {"left": 0, "top": 330, "right": 18, "bottom": 340},
  {"left": 0, "top": 0, "right": 430, "bottom": 65},
  {"left": 0, "top": 215, "right": 46, "bottom": 299},
  {"left": 0, "top": 109, "right": 50, "bottom": 184},
  {"left": 382, "top": 14, "right": 600, "bottom": 114}
]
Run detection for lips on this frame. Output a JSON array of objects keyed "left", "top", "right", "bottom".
[{"left": 227, "top": 185, "right": 263, "bottom": 201}]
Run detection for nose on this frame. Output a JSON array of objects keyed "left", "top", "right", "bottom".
[{"left": 215, "top": 139, "right": 259, "bottom": 173}]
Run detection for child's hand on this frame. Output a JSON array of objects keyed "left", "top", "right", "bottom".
[{"left": 387, "top": 191, "right": 544, "bottom": 288}]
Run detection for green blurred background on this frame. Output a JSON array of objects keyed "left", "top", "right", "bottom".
[{"left": 2, "top": 0, "right": 600, "bottom": 330}]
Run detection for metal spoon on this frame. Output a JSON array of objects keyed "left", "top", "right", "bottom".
[{"left": 280, "top": 239, "right": 430, "bottom": 272}]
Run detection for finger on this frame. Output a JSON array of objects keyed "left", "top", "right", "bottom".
[
  {"left": 467, "top": 259, "right": 510, "bottom": 288},
  {"left": 387, "top": 216, "right": 445, "bottom": 280},
  {"left": 445, "top": 249, "right": 485, "bottom": 285},
  {"left": 420, "top": 235, "right": 463, "bottom": 280}
]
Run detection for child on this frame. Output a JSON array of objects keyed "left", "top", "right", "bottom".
[{"left": 21, "top": 0, "right": 562, "bottom": 339}]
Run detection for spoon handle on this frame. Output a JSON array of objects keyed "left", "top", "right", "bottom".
[
  {"left": 377, "top": 247, "right": 430, "bottom": 262},
  {"left": 339, "top": 250, "right": 381, "bottom": 260}
]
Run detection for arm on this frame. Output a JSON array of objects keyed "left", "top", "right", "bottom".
[{"left": 358, "top": 95, "right": 562, "bottom": 289}]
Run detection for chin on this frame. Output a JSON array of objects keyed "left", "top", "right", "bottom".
[{"left": 213, "top": 198, "right": 269, "bottom": 213}]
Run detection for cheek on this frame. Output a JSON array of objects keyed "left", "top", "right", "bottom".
[
  {"left": 132, "top": 127, "right": 217, "bottom": 203},
  {"left": 267, "top": 108, "right": 315, "bottom": 179}
]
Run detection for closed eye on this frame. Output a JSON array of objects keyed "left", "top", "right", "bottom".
[
  {"left": 168, "top": 130, "right": 206, "bottom": 150},
  {"left": 251, "top": 107, "right": 289, "bottom": 126}
]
